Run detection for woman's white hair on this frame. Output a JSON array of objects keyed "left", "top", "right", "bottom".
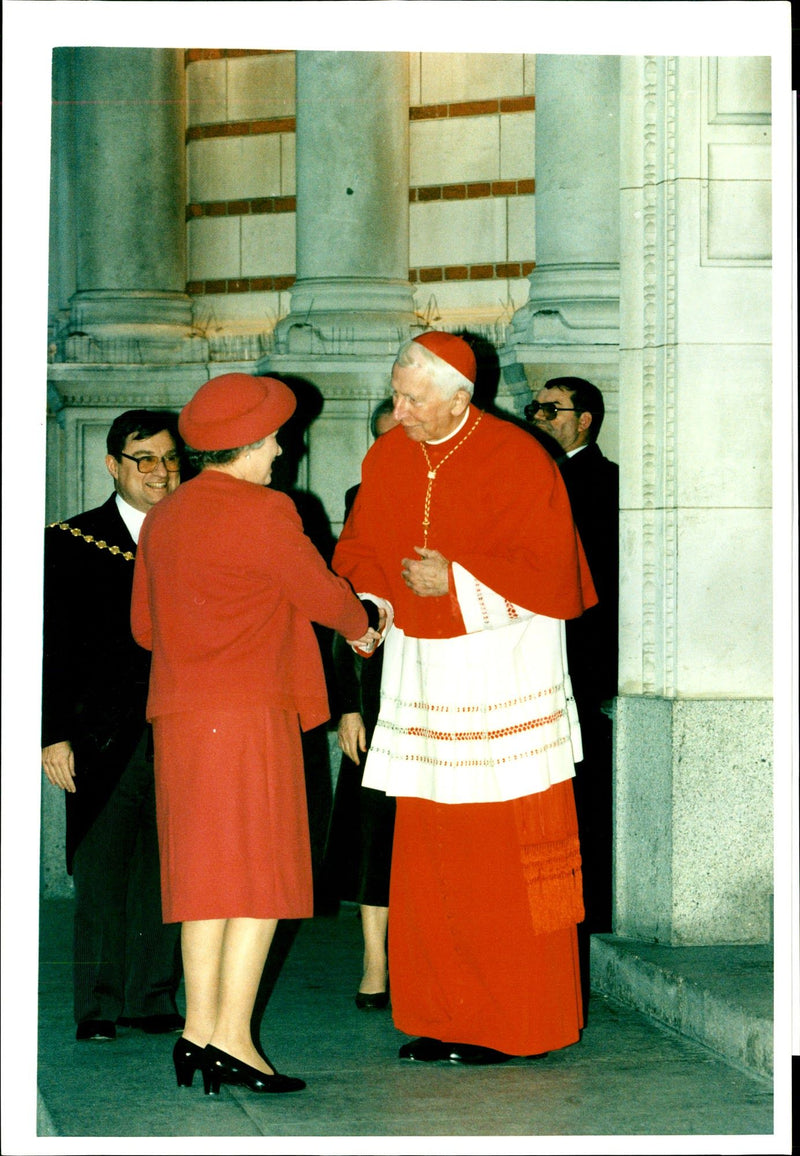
[{"left": 395, "top": 337, "right": 475, "bottom": 399}]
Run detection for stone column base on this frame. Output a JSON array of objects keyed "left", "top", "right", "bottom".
[
  {"left": 273, "top": 280, "right": 418, "bottom": 357},
  {"left": 58, "top": 291, "right": 208, "bottom": 364},
  {"left": 507, "top": 263, "right": 620, "bottom": 345},
  {"left": 613, "top": 694, "right": 773, "bottom": 945}
]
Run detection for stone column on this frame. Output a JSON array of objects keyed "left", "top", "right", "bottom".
[
  {"left": 43, "top": 49, "right": 211, "bottom": 896},
  {"left": 264, "top": 52, "right": 418, "bottom": 540},
  {"left": 273, "top": 51, "right": 417, "bottom": 356},
  {"left": 502, "top": 55, "right": 620, "bottom": 452},
  {"left": 59, "top": 47, "right": 205, "bottom": 363},
  {"left": 613, "top": 56, "right": 773, "bottom": 945}
]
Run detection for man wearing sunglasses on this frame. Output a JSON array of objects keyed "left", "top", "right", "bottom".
[
  {"left": 527, "top": 377, "right": 619, "bottom": 1012},
  {"left": 42, "top": 410, "right": 185, "bottom": 1042}
]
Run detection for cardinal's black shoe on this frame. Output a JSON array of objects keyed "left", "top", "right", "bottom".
[
  {"left": 398, "top": 1037, "right": 451, "bottom": 1061},
  {"left": 446, "top": 1043, "right": 512, "bottom": 1065}
]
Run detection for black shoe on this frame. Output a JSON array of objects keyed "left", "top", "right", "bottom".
[
  {"left": 355, "top": 990, "right": 389, "bottom": 1010},
  {"left": 141, "top": 1013, "right": 185, "bottom": 1034},
  {"left": 173, "top": 1037, "right": 206, "bottom": 1088},
  {"left": 398, "top": 1036, "right": 450, "bottom": 1062},
  {"left": 76, "top": 1020, "right": 116, "bottom": 1041},
  {"left": 202, "top": 1044, "right": 306, "bottom": 1095},
  {"left": 447, "top": 1042, "right": 512, "bottom": 1065}
]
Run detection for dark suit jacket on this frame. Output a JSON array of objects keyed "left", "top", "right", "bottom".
[
  {"left": 559, "top": 443, "right": 619, "bottom": 708},
  {"left": 42, "top": 495, "right": 151, "bottom": 872}
]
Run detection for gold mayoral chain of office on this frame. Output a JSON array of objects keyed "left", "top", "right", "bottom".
[
  {"left": 418, "top": 411, "right": 482, "bottom": 548},
  {"left": 48, "top": 521, "right": 136, "bottom": 562}
]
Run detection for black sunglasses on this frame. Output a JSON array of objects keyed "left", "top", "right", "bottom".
[{"left": 524, "top": 401, "right": 580, "bottom": 422}]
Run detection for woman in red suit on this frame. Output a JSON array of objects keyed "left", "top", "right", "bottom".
[{"left": 131, "top": 373, "right": 380, "bottom": 1096}]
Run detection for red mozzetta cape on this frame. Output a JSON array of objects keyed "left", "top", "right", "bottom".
[
  {"left": 333, "top": 408, "right": 597, "bottom": 639},
  {"left": 132, "top": 470, "right": 368, "bottom": 730}
]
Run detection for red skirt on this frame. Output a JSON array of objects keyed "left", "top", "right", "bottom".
[
  {"left": 152, "top": 707, "right": 313, "bottom": 923},
  {"left": 389, "top": 781, "right": 584, "bottom": 1056}
]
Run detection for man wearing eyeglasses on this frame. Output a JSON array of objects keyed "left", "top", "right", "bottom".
[
  {"left": 526, "top": 377, "right": 619, "bottom": 1012},
  {"left": 42, "top": 410, "right": 184, "bottom": 1042}
]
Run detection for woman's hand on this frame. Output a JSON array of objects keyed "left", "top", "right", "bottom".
[
  {"left": 42, "top": 740, "right": 77, "bottom": 793},
  {"left": 338, "top": 712, "right": 367, "bottom": 764},
  {"left": 348, "top": 626, "right": 383, "bottom": 653}
]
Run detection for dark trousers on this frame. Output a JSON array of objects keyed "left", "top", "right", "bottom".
[
  {"left": 71, "top": 731, "right": 182, "bottom": 1024},
  {"left": 571, "top": 705, "right": 613, "bottom": 1017}
]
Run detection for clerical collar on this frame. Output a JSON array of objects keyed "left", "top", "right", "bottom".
[
  {"left": 115, "top": 493, "right": 147, "bottom": 543},
  {"left": 566, "top": 444, "right": 589, "bottom": 459},
  {"left": 425, "top": 406, "right": 472, "bottom": 446}
]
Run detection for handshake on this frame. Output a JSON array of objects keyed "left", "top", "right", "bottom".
[{"left": 348, "top": 597, "right": 390, "bottom": 655}]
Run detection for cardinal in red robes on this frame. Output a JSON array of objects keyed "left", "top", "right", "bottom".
[{"left": 333, "top": 330, "right": 598, "bottom": 1064}]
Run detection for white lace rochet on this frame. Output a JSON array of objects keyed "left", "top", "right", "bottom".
[{"left": 361, "top": 563, "right": 583, "bottom": 804}]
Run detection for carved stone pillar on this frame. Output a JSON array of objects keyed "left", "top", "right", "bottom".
[
  {"left": 516, "top": 55, "right": 620, "bottom": 341},
  {"left": 613, "top": 57, "right": 773, "bottom": 945},
  {"left": 501, "top": 55, "right": 620, "bottom": 451},
  {"left": 58, "top": 47, "right": 205, "bottom": 363},
  {"left": 43, "top": 49, "right": 212, "bottom": 897},
  {"left": 273, "top": 51, "right": 417, "bottom": 355},
  {"left": 263, "top": 52, "right": 418, "bottom": 538}
]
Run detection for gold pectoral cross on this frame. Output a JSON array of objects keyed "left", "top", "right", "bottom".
[{"left": 418, "top": 412, "right": 483, "bottom": 548}]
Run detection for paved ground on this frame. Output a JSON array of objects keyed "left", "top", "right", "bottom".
[{"left": 26, "top": 899, "right": 786, "bottom": 1154}]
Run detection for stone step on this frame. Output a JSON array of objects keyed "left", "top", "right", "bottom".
[{"left": 590, "top": 935, "right": 773, "bottom": 1080}]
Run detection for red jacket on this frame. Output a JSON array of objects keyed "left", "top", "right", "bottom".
[{"left": 132, "top": 470, "right": 368, "bottom": 730}]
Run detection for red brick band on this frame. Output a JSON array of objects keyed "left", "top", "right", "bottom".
[
  {"left": 410, "top": 95, "right": 534, "bottom": 119},
  {"left": 187, "top": 180, "right": 533, "bottom": 221},
  {"left": 186, "top": 197, "right": 297, "bottom": 220},
  {"left": 186, "top": 95, "right": 534, "bottom": 142},
  {"left": 186, "top": 262, "right": 535, "bottom": 296}
]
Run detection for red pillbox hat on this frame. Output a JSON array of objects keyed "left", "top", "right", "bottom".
[
  {"left": 179, "top": 373, "right": 296, "bottom": 451},
  {"left": 412, "top": 331, "right": 477, "bottom": 385}
]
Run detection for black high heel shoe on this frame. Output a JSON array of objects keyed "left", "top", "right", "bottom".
[
  {"left": 173, "top": 1037, "right": 206, "bottom": 1088},
  {"left": 355, "top": 989, "right": 389, "bottom": 1010},
  {"left": 201, "top": 1044, "right": 306, "bottom": 1095}
]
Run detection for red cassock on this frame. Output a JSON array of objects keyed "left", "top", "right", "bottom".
[
  {"left": 334, "top": 407, "right": 598, "bottom": 1055},
  {"left": 131, "top": 470, "right": 367, "bottom": 923}
]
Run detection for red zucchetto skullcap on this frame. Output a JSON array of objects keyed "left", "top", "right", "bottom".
[
  {"left": 412, "top": 331, "right": 477, "bottom": 385},
  {"left": 179, "top": 373, "right": 296, "bottom": 451}
]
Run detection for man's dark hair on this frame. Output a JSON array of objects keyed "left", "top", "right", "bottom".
[
  {"left": 106, "top": 410, "right": 181, "bottom": 459},
  {"left": 544, "top": 377, "right": 605, "bottom": 442},
  {"left": 370, "top": 396, "right": 395, "bottom": 439}
]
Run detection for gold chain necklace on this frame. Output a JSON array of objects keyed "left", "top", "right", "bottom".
[
  {"left": 419, "top": 411, "right": 482, "bottom": 547},
  {"left": 48, "top": 521, "right": 136, "bottom": 562}
]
